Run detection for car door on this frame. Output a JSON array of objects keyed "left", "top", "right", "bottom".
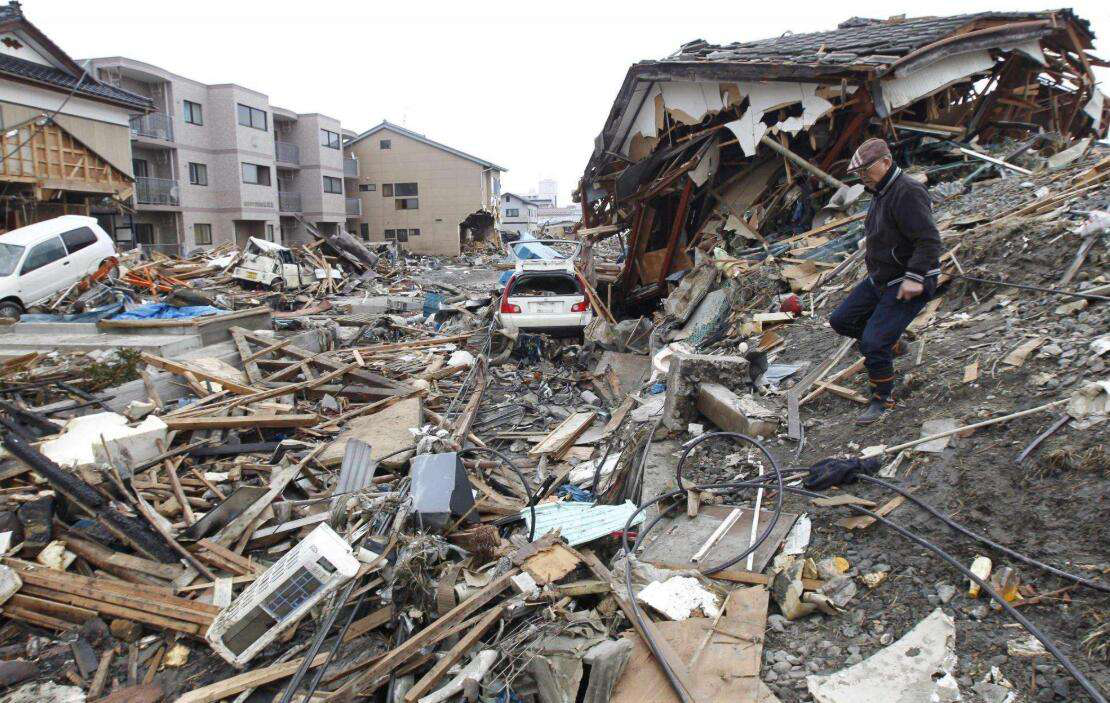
[
  {"left": 18, "top": 235, "right": 70, "bottom": 304},
  {"left": 60, "top": 225, "right": 101, "bottom": 274}
]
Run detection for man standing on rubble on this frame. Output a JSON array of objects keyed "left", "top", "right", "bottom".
[{"left": 829, "top": 138, "right": 942, "bottom": 424}]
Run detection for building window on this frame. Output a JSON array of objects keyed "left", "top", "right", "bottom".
[
  {"left": 384, "top": 229, "right": 395, "bottom": 240},
  {"left": 379, "top": 139, "right": 391, "bottom": 149},
  {"left": 323, "top": 176, "right": 343, "bottom": 194},
  {"left": 505, "top": 208, "right": 519, "bottom": 217},
  {"left": 183, "top": 100, "right": 203, "bottom": 125},
  {"left": 237, "top": 103, "right": 267, "bottom": 131},
  {"left": 320, "top": 129, "right": 340, "bottom": 149},
  {"left": 194, "top": 223, "right": 213, "bottom": 245},
  {"left": 409, "top": 228, "right": 420, "bottom": 237},
  {"left": 360, "top": 223, "right": 369, "bottom": 238},
  {"left": 358, "top": 184, "right": 375, "bottom": 192},
  {"left": 394, "top": 182, "right": 418, "bottom": 196},
  {"left": 382, "top": 183, "right": 393, "bottom": 197},
  {"left": 132, "top": 159, "right": 149, "bottom": 178},
  {"left": 395, "top": 198, "right": 418, "bottom": 210},
  {"left": 241, "top": 162, "right": 271, "bottom": 186},
  {"left": 267, "top": 224, "right": 275, "bottom": 241},
  {"left": 188, "top": 162, "right": 208, "bottom": 186},
  {"left": 395, "top": 229, "right": 409, "bottom": 242}
]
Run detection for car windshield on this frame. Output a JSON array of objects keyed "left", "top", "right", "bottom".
[{"left": 0, "top": 243, "right": 25, "bottom": 276}]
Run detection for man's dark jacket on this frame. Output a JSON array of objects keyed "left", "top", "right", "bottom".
[{"left": 862, "top": 165, "right": 943, "bottom": 287}]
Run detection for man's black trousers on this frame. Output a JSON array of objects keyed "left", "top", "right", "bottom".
[{"left": 828, "top": 276, "right": 933, "bottom": 398}]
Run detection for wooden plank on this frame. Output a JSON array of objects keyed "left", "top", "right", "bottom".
[
  {"left": 60, "top": 533, "right": 184, "bottom": 581},
  {"left": 173, "top": 653, "right": 331, "bottom": 703},
  {"left": 162, "top": 414, "right": 318, "bottom": 430},
  {"left": 140, "top": 353, "right": 259, "bottom": 395},
  {"left": 836, "top": 495, "right": 907, "bottom": 530},
  {"left": 229, "top": 327, "right": 263, "bottom": 385},
  {"left": 7, "top": 593, "right": 96, "bottom": 624},
  {"left": 336, "top": 570, "right": 518, "bottom": 697},
  {"left": 342, "top": 605, "right": 395, "bottom": 643},
  {"left": 403, "top": 604, "right": 505, "bottom": 702},
  {"left": 611, "top": 587, "right": 769, "bottom": 703},
  {"left": 529, "top": 411, "right": 597, "bottom": 456},
  {"left": 574, "top": 548, "right": 697, "bottom": 703},
  {"left": 16, "top": 585, "right": 203, "bottom": 635}
]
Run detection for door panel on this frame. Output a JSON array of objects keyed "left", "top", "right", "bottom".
[{"left": 19, "top": 236, "right": 69, "bottom": 303}]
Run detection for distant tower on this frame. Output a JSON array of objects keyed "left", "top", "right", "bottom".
[{"left": 537, "top": 178, "right": 558, "bottom": 207}]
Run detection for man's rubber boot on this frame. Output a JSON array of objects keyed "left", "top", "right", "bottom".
[
  {"left": 856, "top": 398, "right": 891, "bottom": 425},
  {"left": 892, "top": 340, "right": 909, "bottom": 358},
  {"left": 857, "top": 375, "right": 895, "bottom": 425}
]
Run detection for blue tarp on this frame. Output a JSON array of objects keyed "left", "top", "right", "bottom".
[
  {"left": 110, "top": 303, "right": 226, "bottom": 321},
  {"left": 20, "top": 302, "right": 126, "bottom": 323},
  {"left": 509, "top": 234, "right": 560, "bottom": 261}
]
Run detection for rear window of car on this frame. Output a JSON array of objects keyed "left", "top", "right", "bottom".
[
  {"left": 61, "top": 226, "right": 98, "bottom": 254},
  {"left": 510, "top": 274, "right": 580, "bottom": 297},
  {"left": 21, "top": 236, "right": 66, "bottom": 275}
]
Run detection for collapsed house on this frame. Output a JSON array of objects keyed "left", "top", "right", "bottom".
[{"left": 577, "top": 10, "right": 1108, "bottom": 305}]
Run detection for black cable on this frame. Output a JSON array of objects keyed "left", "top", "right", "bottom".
[
  {"left": 456, "top": 446, "right": 536, "bottom": 542},
  {"left": 673, "top": 431, "right": 785, "bottom": 575}
]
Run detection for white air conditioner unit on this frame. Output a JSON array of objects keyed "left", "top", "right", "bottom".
[{"left": 206, "top": 523, "right": 359, "bottom": 667}]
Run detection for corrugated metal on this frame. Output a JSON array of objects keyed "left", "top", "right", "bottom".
[
  {"left": 334, "top": 438, "right": 376, "bottom": 498},
  {"left": 521, "top": 500, "right": 644, "bottom": 546}
]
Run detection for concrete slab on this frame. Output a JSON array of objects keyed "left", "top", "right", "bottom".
[
  {"left": 0, "top": 326, "right": 202, "bottom": 357},
  {"left": 332, "top": 296, "right": 423, "bottom": 315}
]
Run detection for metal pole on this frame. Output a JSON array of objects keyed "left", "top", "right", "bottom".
[{"left": 759, "top": 134, "right": 847, "bottom": 191}]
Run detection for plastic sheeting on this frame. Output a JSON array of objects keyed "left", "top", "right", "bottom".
[
  {"left": 111, "top": 303, "right": 226, "bottom": 321},
  {"left": 20, "top": 302, "right": 125, "bottom": 323}
]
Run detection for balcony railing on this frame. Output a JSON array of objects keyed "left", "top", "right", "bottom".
[
  {"left": 279, "top": 191, "right": 302, "bottom": 212},
  {"left": 275, "top": 141, "right": 300, "bottom": 165},
  {"left": 345, "top": 197, "right": 361, "bottom": 216},
  {"left": 343, "top": 158, "right": 359, "bottom": 178},
  {"left": 130, "top": 112, "right": 174, "bottom": 141},
  {"left": 135, "top": 177, "right": 180, "bottom": 206}
]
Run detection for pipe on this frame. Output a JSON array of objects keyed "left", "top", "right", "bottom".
[{"left": 759, "top": 134, "right": 847, "bottom": 191}]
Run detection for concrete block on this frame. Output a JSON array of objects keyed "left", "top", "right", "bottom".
[
  {"left": 662, "top": 353, "right": 749, "bottom": 431},
  {"left": 696, "top": 383, "right": 779, "bottom": 438}
]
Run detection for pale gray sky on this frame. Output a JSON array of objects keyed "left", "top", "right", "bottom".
[{"left": 26, "top": 0, "right": 1110, "bottom": 205}]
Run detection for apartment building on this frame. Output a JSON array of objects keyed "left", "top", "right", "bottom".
[
  {"left": 499, "top": 192, "right": 539, "bottom": 236},
  {"left": 87, "top": 56, "right": 348, "bottom": 254},
  {"left": 344, "top": 121, "right": 505, "bottom": 257}
]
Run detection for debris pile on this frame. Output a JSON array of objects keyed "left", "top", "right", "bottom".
[{"left": 0, "top": 10, "right": 1108, "bottom": 703}]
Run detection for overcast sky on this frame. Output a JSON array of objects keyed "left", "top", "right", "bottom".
[{"left": 27, "top": 0, "right": 1110, "bottom": 205}]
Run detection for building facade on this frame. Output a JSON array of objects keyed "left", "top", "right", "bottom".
[
  {"left": 87, "top": 56, "right": 347, "bottom": 255},
  {"left": 499, "top": 192, "right": 539, "bottom": 236},
  {"left": 0, "top": 3, "right": 151, "bottom": 232},
  {"left": 343, "top": 121, "right": 504, "bottom": 256}
]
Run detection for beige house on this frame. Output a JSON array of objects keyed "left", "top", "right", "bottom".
[
  {"left": 344, "top": 121, "right": 504, "bottom": 256},
  {"left": 87, "top": 56, "right": 348, "bottom": 254}
]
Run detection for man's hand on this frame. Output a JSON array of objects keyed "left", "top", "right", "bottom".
[{"left": 897, "top": 279, "right": 924, "bottom": 300}]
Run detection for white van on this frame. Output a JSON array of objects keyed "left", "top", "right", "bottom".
[{"left": 0, "top": 215, "right": 118, "bottom": 318}]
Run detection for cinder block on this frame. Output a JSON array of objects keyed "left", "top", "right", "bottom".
[
  {"left": 662, "top": 353, "right": 749, "bottom": 431},
  {"left": 696, "top": 382, "right": 779, "bottom": 437}
]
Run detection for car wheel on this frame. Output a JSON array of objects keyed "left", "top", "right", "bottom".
[{"left": 0, "top": 300, "right": 23, "bottom": 320}]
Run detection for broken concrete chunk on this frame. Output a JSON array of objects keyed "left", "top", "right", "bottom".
[
  {"left": 38, "top": 411, "right": 168, "bottom": 472},
  {"left": 807, "top": 608, "right": 960, "bottom": 703},
  {"left": 695, "top": 382, "right": 779, "bottom": 437},
  {"left": 661, "top": 353, "right": 749, "bottom": 431},
  {"left": 1006, "top": 634, "right": 1047, "bottom": 657},
  {"left": 582, "top": 638, "right": 634, "bottom": 703}
]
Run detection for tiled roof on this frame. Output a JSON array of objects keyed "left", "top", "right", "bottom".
[
  {"left": 664, "top": 11, "right": 1083, "bottom": 66},
  {"left": 0, "top": 53, "right": 152, "bottom": 111}
]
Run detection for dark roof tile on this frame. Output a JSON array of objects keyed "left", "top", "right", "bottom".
[{"left": 0, "top": 53, "right": 151, "bottom": 111}]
